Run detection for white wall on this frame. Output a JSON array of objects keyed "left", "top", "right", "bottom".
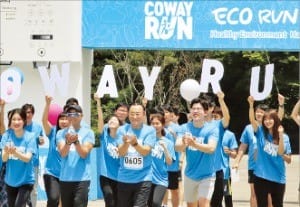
[{"left": 0, "top": 48, "right": 93, "bottom": 128}]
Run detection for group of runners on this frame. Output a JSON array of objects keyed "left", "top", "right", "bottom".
[{"left": 0, "top": 92, "right": 299, "bottom": 207}]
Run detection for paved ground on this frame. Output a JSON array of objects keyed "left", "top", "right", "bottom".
[{"left": 37, "top": 155, "right": 299, "bottom": 207}]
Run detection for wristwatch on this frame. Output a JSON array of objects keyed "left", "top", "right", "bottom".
[
  {"left": 65, "top": 140, "right": 72, "bottom": 145},
  {"left": 74, "top": 140, "right": 80, "bottom": 145}
]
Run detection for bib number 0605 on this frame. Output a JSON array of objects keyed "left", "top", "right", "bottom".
[
  {"left": 125, "top": 157, "right": 142, "bottom": 165},
  {"left": 124, "top": 155, "right": 143, "bottom": 170}
]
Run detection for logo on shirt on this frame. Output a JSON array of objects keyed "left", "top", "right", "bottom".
[
  {"left": 107, "top": 143, "right": 119, "bottom": 159},
  {"left": 152, "top": 144, "right": 164, "bottom": 159},
  {"left": 263, "top": 140, "right": 278, "bottom": 157}
]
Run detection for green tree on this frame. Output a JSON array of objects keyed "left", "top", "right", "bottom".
[{"left": 90, "top": 50, "right": 299, "bottom": 152}]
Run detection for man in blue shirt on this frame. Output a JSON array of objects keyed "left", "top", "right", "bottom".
[
  {"left": 117, "top": 103, "right": 156, "bottom": 207},
  {"left": 56, "top": 105, "right": 95, "bottom": 207},
  {"left": 176, "top": 98, "right": 219, "bottom": 207}
]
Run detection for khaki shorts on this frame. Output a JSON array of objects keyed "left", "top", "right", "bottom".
[{"left": 184, "top": 175, "right": 216, "bottom": 203}]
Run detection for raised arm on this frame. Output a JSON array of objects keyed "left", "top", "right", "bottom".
[
  {"left": 248, "top": 96, "right": 259, "bottom": 132},
  {"left": 277, "top": 125, "right": 285, "bottom": 155},
  {"left": 94, "top": 93, "right": 104, "bottom": 134},
  {"left": 217, "top": 91, "right": 230, "bottom": 128},
  {"left": 277, "top": 93, "right": 285, "bottom": 120},
  {"left": 42, "top": 95, "right": 53, "bottom": 136},
  {"left": 291, "top": 99, "right": 300, "bottom": 126}
]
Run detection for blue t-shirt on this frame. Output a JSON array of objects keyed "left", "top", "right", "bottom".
[
  {"left": 180, "top": 121, "right": 219, "bottom": 181},
  {"left": 240, "top": 124, "right": 257, "bottom": 170},
  {"left": 117, "top": 124, "right": 156, "bottom": 183},
  {"left": 44, "top": 127, "right": 61, "bottom": 178},
  {"left": 151, "top": 136, "right": 176, "bottom": 187},
  {"left": 221, "top": 130, "right": 238, "bottom": 179},
  {"left": 56, "top": 126, "right": 95, "bottom": 182},
  {"left": 99, "top": 124, "right": 120, "bottom": 181},
  {"left": 80, "top": 120, "right": 90, "bottom": 129},
  {"left": 254, "top": 126, "right": 291, "bottom": 184},
  {"left": 25, "top": 122, "right": 44, "bottom": 167},
  {"left": 165, "top": 122, "right": 181, "bottom": 172},
  {"left": 0, "top": 130, "right": 36, "bottom": 187}
]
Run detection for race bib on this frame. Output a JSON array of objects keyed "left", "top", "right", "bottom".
[{"left": 124, "top": 154, "right": 143, "bottom": 170}]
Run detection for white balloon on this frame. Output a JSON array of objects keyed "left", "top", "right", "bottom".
[{"left": 180, "top": 79, "right": 201, "bottom": 101}]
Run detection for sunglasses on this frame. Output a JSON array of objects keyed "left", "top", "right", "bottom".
[{"left": 67, "top": 112, "right": 81, "bottom": 117}]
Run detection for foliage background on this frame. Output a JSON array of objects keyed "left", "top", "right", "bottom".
[{"left": 90, "top": 51, "right": 299, "bottom": 153}]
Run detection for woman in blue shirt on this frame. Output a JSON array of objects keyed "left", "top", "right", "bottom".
[
  {"left": 148, "top": 114, "right": 175, "bottom": 207},
  {"left": 94, "top": 94, "right": 122, "bottom": 207},
  {"left": 248, "top": 96, "right": 290, "bottom": 207},
  {"left": 42, "top": 95, "right": 69, "bottom": 207},
  {"left": 1, "top": 108, "right": 36, "bottom": 207},
  {"left": 0, "top": 99, "right": 8, "bottom": 207}
]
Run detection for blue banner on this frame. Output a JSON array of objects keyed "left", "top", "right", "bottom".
[{"left": 82, "top": 1, "right": 300, "bottom": 51}]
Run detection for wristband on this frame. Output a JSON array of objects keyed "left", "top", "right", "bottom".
[
  {"left": 66, "top": 140, "right": 72, "bottom": 145},
  {"left": 132, "top": 142, "right": 138, "bottom": 147},
  {"left": 279, "top": 104, "right": 284, "bottom": 108},
  {"left": 74, "top": 140, "right": 80, "bottom": 145}
]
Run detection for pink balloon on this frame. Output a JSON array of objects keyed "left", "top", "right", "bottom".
[{"left": 48, "top": 103, "right": 63, "bottom": 125}]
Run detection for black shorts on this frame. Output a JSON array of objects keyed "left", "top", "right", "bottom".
[
  {"left": 167, "top": 171, "right": 180, "bottom": 190},
  {"left": 248, "top": 170, "right": 255, "bottom": 184}
]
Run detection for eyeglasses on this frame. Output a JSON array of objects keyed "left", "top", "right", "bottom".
[
  {"left": 67, "top": 112, "right": 81, "bottom": 117},
  {"left": 191, "top": 107, "right": 204, "bottom": 111},
  {"left": 117, "top": 109, "right": 128, "bottom": 113}
]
